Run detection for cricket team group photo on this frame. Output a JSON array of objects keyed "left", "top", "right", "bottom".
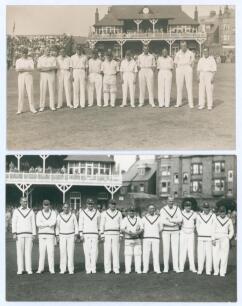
[{"left": 5, "top": 4, "right": 237, "bottom": 304}]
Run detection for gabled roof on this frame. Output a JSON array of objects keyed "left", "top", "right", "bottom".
[
  {"left": 168, "top": 11, "right": 199, "bottom": 25},
  {"left": 95, "top": 13, "right": 124, "bottom": 26},
  {"left": 123, "top": 159, "right": 156, "bottom": 182},
  {"left": 95, "top": 5, "right": 198, "bottom": 26},
  {"left": 64, "top": 155, "right": 115, "bottom": 163},
  {"left": 108, "top": 5, "right": 183, "bottom": 20}
]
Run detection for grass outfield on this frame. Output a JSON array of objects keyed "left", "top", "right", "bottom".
[
  {"left": 7, "top": 63, "right": 235, "bottom": 150},
  {"left": 6, "top": 237, "right": 237, "bottom": 302}
]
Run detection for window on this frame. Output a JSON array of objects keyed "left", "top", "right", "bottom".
[
  {"left": 100, "top": 163, "right": 111, "bottom": 175},
  {"left": 183, "top": 172, "right": 188, "bottom": 184},
  {"left": 174, "top": 173, "right": 179, "bottom": 184},
  {"left": 214, "top": 179, "right": 225, "bottom": 192},
  {"left": 160, "top": 181, "right": 170, "bottom": 193},
  {"left": 223, "top": 23, "right": 230, "bottom": 31},
  {"left": 223, "top": 35, "right": 230, "bottom": 41},
  {"left": 140, "top": 184, "right": 145, "bottom": 192},
  {"left": 214, "top": 161, "right": 225, "bottom": 173},
  {"left": 174, "top": 191, "right": 178, "bottom": 198},
  {"left": 70, "top": 192, "right": 81, "bottom": 209},
  {"left": 191, "top": 163, "right": 203, "bottom": 175},
  {"left": 228, "top": 170, "right": 233, "bottom": 182},
  {"left": 191, "top": 180, "right": 202, "bottom": 193},
  {"left": 161, "top": 166, "right": 171, "bottom": 176},
  {"left": 93, "top": 163, "right": 99, "bottom": 175},
  {"left": 138, "top": 167, "right": 145, "bottom": 176},
  {"left": 227, "top": 189, "right": 233, "bottom": 196}
]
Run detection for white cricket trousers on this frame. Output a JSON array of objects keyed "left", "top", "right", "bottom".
[
  {"left": 59, "top": 235, "right": 75, "bottom": 273},
  {"left": 16, "top": 237, "right": 33, "bottom": 273},
  {"left": 83, "top": 235, "right": 98, "bottom": 273},
  {"left": 158, "top": 70, "right": 172, "bottom": 107},
  {"left": 176, "top": 65, "right": 193, "bottom": 107},
  {"left": 103, "top": 75, "right": 117, "bottom": 107},
  {"left": 17, "top": 72, "right": 36, "bottom": 113},
  {"left": 162, "top": 231, "right": 179, "bottom": 271},
  {"left": 88, "top": 73, "right": 102, "bottom": 106},
  {"left": 122, "top": 72, "right": 136, "bottom": 106},
  {"left": 124, "top": 239, "right": 142, "bottom": 273},
  {"left": 179, "top": 231, "right": 196, "bottom": 271},
  {"left": 38, "top": 237, "right": 55, "bottom": 273},
  {"left": 212, "top": 237, "right": 230, "bottom": 276},
  {"left": 40, "top": 71, "right": 56, "bottom": 109},
  {"left": 143, "top": 238, "right": 161, "bottom": 273},
  {"left": 57, "top": 70, "right": 72, "bottom": 108},
  {"left": 73, "top": 69, "right": 86, "bottom": 108},
  {"left": 104, "top": 234, "right": 120, "bottom": 273},
  {"left": 198, "top": 71, "right": 214, "bottom": 109},
  {"left": 138, "top": 68, "right": 154, "bottom": 106},
  {"left": 197, "top": 239, "right": 212, "bottom": 274}
]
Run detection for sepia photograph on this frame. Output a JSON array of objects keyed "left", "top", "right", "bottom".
[
  {"left": 6, "top": 5, "right": 235, "bottom": 150},
  {"left": 5, "top": 154, "right": 237, "bottom": 302}
]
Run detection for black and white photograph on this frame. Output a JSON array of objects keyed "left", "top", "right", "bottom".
[
  {"left": 6, "top": 5, "right": 235, "bottom": 150},
  {"left": 5, "top": 154, "right": 237, "bottom": 302}
]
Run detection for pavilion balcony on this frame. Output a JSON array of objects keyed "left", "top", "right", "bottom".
[
  {"left": 6, "top": 171, "right": 122, "bottom": 187},
  {"left": 89, "top": 31, "right": 207, "bottom": 41}
]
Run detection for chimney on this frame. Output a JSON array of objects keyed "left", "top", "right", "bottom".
[
  {"left": 95, "top": 8, "right": 99, "bottom": 24},
  {"left": 194, "top": 6, "right": 198, "bottom": 22},
  {"left": 219, "top": 7, "right": 222, "bottom": 17},
  {"left": 224, "top": 5, "right": 229, "bottom": 15},
  {"left": 136, "top": 155, "right": 140, "bottom": 161}
]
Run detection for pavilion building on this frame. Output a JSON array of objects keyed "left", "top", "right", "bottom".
[{"left": 88, "top": 5, "right": 207, "bottom": 57}]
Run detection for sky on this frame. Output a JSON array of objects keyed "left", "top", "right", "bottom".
[
  {"left": 6, "top": 5, "right": 226, "bottom": 36},
  {"left": 114, "top": 155, "right": 154, "bottom": 171}
]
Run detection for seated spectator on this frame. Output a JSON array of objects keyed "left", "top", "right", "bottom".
[
  {"left": 29, "top": 166, "right": 35, "bottom": 173},
  {"left": 60, "top": 166, "right": 66, "bottom": 174},
  {"left": 9, "top": 161, "right": 15, "bottom": 172},
  {"left": 46, "top": 166, "right": 52, "bottom": 173}
]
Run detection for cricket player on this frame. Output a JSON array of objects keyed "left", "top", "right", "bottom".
[
  {"left": 87, "top": 49, "right": 103, "bottom": 107},
  {"left": 70, "top": 45, "right": 88, "bottom": 108},
  {"left": 196, "top": 202, "right": 215, "bottom": 275},
  {"left": 197, "top": 47, "right": 217, "bottom": 110},
  {"left": 101, "top": 51, "right": 119, "bottom": 107},
  {"left": 12, "top": 197, "right": 36, "bottom": 275},
  {"left": 79, "top": 199, "right": 101, "bottom": 274},
  {"left": 37, "top": 47, "right": 57, "bottom": 111},
  {"left": 212, "top": 206, "right": 234, "bottom": 277},
  {"left": 36, "top": 200, "right": 57, "bottom": 274},
  {"left": 174, "top": 41, "right": 195, "bottom": 108},
  {"left": 142, "top": 204, "right": 162, "bottom": 274},
  {"left": 121, "top": 207, "right": 143, "bottom": 274},
  {"left": 100, "top": 199, "right": 122, "bottom": 274},
  {"left": 179, "top": 200, "right": 197, "bottom": 273},
  {"left": 56, "top": 48, "right": 73, "bottom": 109},
  {"left": 56, "top": 203, "right": 78, "bottom": 274},
  {"left": 15, "top": 47, "right": 37, "bottom": 114},
  {"left": 120, "top": 50, "right": 138, "bottom": 108},
  {"left": 160, "top": 196, "right": 182, "bottom": 273},
  {"left": 157, "top": 48, "right": 174, "bottom": 108},
  {"left": 137, "top": 46, "right": 156, "bottom": 107}
]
